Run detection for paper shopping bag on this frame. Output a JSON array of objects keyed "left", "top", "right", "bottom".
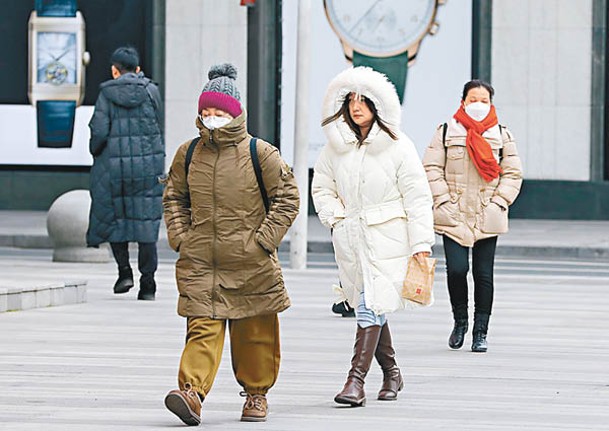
[{"left": 401, "top": 256, "right": 437, "bottom": 306}]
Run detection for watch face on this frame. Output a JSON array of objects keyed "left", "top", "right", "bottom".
[
  {"left": 325, "top": 0, "right": 436, "bottom": 56},
  {"left": 37, "top": 32, "right": 77, "bottom": 85}
]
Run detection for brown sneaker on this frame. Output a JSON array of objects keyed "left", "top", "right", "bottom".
[
  {"left": 164, "top": 383, "right": 202, "bottom": 426},
  {"left": 240, "top": 392, "right": 268, "bottom": 422}
]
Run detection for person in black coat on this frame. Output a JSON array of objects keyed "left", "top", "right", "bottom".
[{"left": 86, "top": 46, "right": 165, "bottom": 300}]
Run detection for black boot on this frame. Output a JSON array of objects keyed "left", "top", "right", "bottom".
[
  {"left": 138, "top": 274, "right": 156, "bottom": 301},
  {"left": 113, "top": 266, "right": 134, "bottom": 294},
  {"left": 334, "top": 325, "right": 382, "bottom": 407},
  {"left": 448, "top": 306, "right": 468, "bottom": 349},
  {"left": 448, "top": 319, "right": 468, "bottom": 349},
  {"left": 332, "top": 301, "right": 355, "bottom": 317},
  {"left": 471, "top": 313, "right": 490, "bottom": 353}
]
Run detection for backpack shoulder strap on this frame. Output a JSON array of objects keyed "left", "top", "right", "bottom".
[
  {"left": 442, "top": 122, "right": 448, "bottom": 146},
  {"left": 498, "top": 124, "right": 506, "bottom": 162},
  {"left": 249, "top": 137, "right": 270, "bottom": 213},
  {"left": 185, "top": 137, "right": 200, "bottom": 180},
  {"left": 498, "top": 124, "right": 514, "bottom": 141}
]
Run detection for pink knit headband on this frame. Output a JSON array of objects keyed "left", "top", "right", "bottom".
[{"left": 198, "top": 91, "right": 242, "bottom": 118}]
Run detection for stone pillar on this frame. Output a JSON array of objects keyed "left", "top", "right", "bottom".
[
  {"left": 164, "top": 1, "right": 247, "bottom": 165},
  {"left": 46, "top": 190, "right": 110, "bottom": 263}
]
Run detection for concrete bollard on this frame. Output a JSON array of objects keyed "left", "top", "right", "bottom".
[{"left": 46, "top": 190, "right": 110, "bottom": 263}]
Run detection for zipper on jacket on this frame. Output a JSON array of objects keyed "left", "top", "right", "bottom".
[
  {"left": 355, "top": 145, "right": 367, "bottom": 210},
  {"left": 210, "top": 131, "right": 218, "bottom": 319}
]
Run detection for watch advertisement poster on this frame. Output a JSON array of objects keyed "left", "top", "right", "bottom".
[
  {"left": 0, "top": 0, "right": 154, "bottom": 167},
  {"left": 280, "top": 0, "right": 473, "bottom": 168}
]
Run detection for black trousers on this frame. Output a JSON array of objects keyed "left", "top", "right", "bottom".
[
  {"left": 110, "top": 242, "right": 157, "bottom": 277},
  {"left": 442, "top": 235, "right": 497, "bottom": 317}
]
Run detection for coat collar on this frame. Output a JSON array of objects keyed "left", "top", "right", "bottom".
[
  {"left": 448, "top": 118, "right": 502, "bottom": 143},
  {"left": 196, "top": 110, "right": 248, "bottom": 146}
]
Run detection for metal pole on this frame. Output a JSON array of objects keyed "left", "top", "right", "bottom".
[
  {"left": 471, "top": 0, "right": 493, "bottom": 81},
  {"left": 290, "top": 0, "right": 311, "bottom": 270},
  {"left": 247, "top": 0, "right": 281, "bottom": 145}
]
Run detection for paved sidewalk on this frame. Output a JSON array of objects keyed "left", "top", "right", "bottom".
[
  {"left": 1, "top": 210, "right": 609, "bottom": 259},
  {"left": 0, "top": 251, "right": 608, "bottom": 430}
]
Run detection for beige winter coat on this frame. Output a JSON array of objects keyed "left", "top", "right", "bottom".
[
  {"left": 163, "top": 112, "right": 300, "bottom": 319},
  {"left": 422, "top": 119, "right": 523, "bottom": 247}
]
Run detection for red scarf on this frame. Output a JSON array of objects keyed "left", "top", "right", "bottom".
[{"left": 453, "top": 104, "right": 502, "bottom": 182}]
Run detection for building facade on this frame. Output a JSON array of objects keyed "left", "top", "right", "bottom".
[
  {"left": 490, "top": 0, "right": 609, "bottom": 219},
  {"left": 0, "top": 0, "right": 607, "bottom": 219}
]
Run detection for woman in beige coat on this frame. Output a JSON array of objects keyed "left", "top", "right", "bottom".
[{"left": 423, "top": 80, "right": 522, "bottom": 353}]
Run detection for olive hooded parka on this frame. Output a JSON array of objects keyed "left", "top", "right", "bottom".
[{"left": 162, "top": 112, "right": 299, "bottom": 319}]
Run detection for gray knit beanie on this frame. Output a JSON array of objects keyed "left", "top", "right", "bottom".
[{"left": 198, "top": 63, "right": 242, "bottom": 117}]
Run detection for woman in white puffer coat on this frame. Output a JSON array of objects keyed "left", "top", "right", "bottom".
[{"left": 312, "top": 67, "right": 435, "bottom": 407}]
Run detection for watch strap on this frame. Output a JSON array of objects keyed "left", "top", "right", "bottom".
[
  {"left": 352, "top": 51, "right": 409, "bottom": 104},
  {"left": 35, "top": 0, "right": 77, "bottom": 17},
  {"left": 37, "top": 101, "right": 76, "bottom": 148}
]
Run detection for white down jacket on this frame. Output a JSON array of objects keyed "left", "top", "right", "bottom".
[{"left": 312, "top": 67, "right": 435, "bottom": 315}]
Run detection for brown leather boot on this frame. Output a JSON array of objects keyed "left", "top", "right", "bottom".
[
  {"left": 375, "top": 322, "right": 404, "bottom": 401},
  {"left": 240, "top": 392, "right": 268, "bottom": 422},
  {"left": 334, "top": 325, "right": 382, "bottom": 407},
  {"left": 164, "top": 383, "right": 202, "bottom": 426}
]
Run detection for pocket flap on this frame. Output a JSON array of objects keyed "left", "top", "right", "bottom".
[
  {"left": 364, "top": 204, "right": 406, "bottom": 226},
  {"left": 447, "top": 146, "right": 465, "bottom": 159}
]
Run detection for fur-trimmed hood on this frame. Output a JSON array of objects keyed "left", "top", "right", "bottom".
[{"left": 321, "top": 67, "right": 402, "bottom": 152}]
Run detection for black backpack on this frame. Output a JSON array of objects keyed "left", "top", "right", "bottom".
[{"left": 184, "top": 137, "right": 269, "bottom": 213}]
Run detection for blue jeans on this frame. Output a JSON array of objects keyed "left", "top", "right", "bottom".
[{"left": 356, "top": 291, "right": 386, "bottom": 328}]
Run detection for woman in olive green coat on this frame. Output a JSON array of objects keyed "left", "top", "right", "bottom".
[{"left": 162, "top": 64, "right": 299, "bottom": 426}]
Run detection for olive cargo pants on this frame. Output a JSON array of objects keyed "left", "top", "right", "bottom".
[{"left": 178, "top": 313, "right": 280, "bottom": 398}]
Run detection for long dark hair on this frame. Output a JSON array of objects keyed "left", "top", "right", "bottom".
[{"left": 321, "top": 93, "right": 398, "bottom": 144}]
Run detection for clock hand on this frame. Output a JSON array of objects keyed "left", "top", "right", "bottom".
[
  {"left": 370, "top": 14, "right": 386, "bottom": 33},
  {"left": 55, "top": 49, "right": 71, "bottom": 62},
  {"left": 348, "top": 0, "right": 382, "bottom": 34},
  {"left": 41, "top": 49, "right": 59, "bottom": 61}
]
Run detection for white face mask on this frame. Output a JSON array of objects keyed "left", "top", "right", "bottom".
[
  {"left": 201, "top": 115, "right": 231, "bottom": 130},
  {"left": 464, "top": 102, "right": 491, "bottom": 122}
]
